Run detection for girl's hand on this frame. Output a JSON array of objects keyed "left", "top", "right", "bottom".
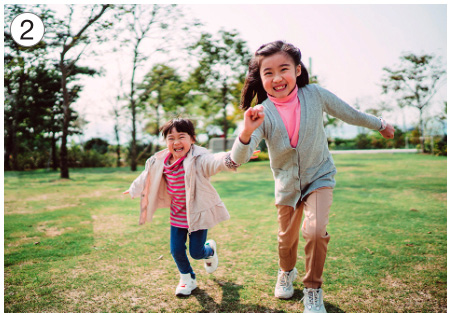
[
  {"left": 123, "top": 190, "right": 130, "bottom": 195},
  {"left": 380, "top": 123, "right": 395, "bottom": 139},
  {"left": 240, "top": 105, "right": 265, "bottom": 144}
]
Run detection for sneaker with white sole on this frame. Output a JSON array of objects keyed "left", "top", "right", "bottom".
[
  {"left": 274, "top": 267, "right": 298, "bottom": 299},
  {"left": 302, "top": 288, "right": 327, "bottom": 313},
  {"left": 204, "top": 239, "right": 218, "bottom": 274},
  {"left": 175, "top": 273, "right": 197, "bottom": 296}
]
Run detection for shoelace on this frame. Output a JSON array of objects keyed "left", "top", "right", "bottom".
[
  {"left": 302, "top": 289, "right": 320, "bottom": 310},
  {"left": 278, "top": 271, "right": 290, "bottom": 288}
]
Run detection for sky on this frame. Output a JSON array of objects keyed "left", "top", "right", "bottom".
[{"left": 4, "top": 3, "right": 448, "bottom": 143}]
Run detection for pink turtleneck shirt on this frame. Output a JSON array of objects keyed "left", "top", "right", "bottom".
[{"left": 267, "top": 85, "right": 301, "bottom": 148}]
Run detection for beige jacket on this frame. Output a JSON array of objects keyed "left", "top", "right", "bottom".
[{"left": 128, "top": 145, "right": 237, "bottom": 233}]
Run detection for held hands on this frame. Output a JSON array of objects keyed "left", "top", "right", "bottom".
[
  {"left": 380, "top": 123, "right": 395, "bottom": 139},
  {"left": 240, "top": 105, "right": 265, "bottom": 144}
]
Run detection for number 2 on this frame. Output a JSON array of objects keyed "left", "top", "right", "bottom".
[{"left": 20, "top": 19, "right": 33, "bottom": 40}]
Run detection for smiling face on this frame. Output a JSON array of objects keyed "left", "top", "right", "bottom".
[
  {"left": 259, "top": 52, "right": 302, "bottom": 99},
  {"left": 166, "top": 127, "right": 195, "bottom": 162}
]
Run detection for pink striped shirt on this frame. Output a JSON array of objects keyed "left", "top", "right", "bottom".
[{"left": 163, "top": 154, "right": 188, "bottom": 228}]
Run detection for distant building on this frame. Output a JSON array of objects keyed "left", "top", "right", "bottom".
[{"left": 209, "top": 137, "right": 236, "bottom": 153}]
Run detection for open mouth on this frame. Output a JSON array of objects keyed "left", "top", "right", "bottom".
[
  {"left": 274, "top": 85, "right": 287, "bottom": 91},
  {"left": 174, "top": 148, "right": 184, "bottom": 153}
]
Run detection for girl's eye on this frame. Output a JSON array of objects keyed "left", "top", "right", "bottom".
[{"left": 264, "top": 72, "right": 272, "bottom": 76}]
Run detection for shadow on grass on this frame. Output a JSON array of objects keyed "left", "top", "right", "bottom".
[{"left": 186, "top": 280, "right": 343, "bottom": 313}]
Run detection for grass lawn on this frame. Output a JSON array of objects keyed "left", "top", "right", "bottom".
[{"left": 4, "top": 153, "right": 447, "bottom": 313}]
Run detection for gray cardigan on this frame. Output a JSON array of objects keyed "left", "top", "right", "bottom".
[{"left": 230, "top": 84, "right": 383, "bottom": 208}]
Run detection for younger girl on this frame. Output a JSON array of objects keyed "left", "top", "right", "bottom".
[
  {"left": 124, "top": 118, "right": 240, "bottom": 297},
  {"left": 230, "top": 40, "right": 395, "bottom": 313}
]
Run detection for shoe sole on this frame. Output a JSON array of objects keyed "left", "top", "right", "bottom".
[
  {"left": 176, "top": 286, "right": 197, "bottom": 297},
  {"left": 275, "top": 292, "right": 294, "bottom": 299}
]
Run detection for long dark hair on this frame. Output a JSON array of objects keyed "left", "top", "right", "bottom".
[{"left": 240, "top": 40, "right": 309, "bottom": 110}]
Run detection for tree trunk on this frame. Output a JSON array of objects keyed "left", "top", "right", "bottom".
[
  {"left": 129, "top": 43, "right": 140, "bottom": 172},
  {"left": 10, "top": 115, "right": 18, "bottom": 171},
  {"left": 10, "top": 61, "right": 26, "bottom": 170},
  {"left": 57, "top": 4, "right": 111, "bottom": 178},
  {"left": 131, "top": 100, "right": 137, "bottom": 171},
  {"left": 222, "top": 83, "right": 228, "bottom": 152},
  {"left": 60, "top": 62, "right": 70, "bottom": 179},
  {"left": 419, "top": 108, "right": 425, "bottom": 153},
  {"left": 155, "top": 95, "right": 161, "bottom": 153},
  {"left": 114, "top": 124, "right": 121, "bottom": 167},
  {"left": 51, "top": 132, "right": 58, "bottom": 171}
]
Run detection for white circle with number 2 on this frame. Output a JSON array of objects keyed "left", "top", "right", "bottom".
[{"left": 11, "top": 12, "right": 45, "bottom": 47}]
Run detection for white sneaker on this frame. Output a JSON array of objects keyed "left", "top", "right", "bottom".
[
  {"left": 274, "top": 267, "right": 298, "bottom": 299},
  {"left": 175, "top": 273, "right": 197, "bottom": 296},
  {"left": 302, "top": 288, "right": 327, "bottom": 313},
  {"left": 204, "top": 239, "right": 218, "bottom": 274}
]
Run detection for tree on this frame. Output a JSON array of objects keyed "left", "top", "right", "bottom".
[
  {"left": 381, "top": 53, "right": 446, "bottom": 152},
  {"left": 54, "top": 4, "right": 113, "bottom": 178},
  {"left": 4, "top": 4, "right": 51, "bottom": 170},
  {"left": 111, "top": 98, "right": 124, "bottom": 168},
  {"left": 119, "top": 4, "right": 200, "bottom": 171},
  {"left": 190, "top": 30, "right": 251, "bottom": 151},
  {"left": 4, "top": 4, "right": 86, "bottom": 171},
  {"left": 436, "top": 101, "right": 447, "bottom": 136},
  {"left": 137, "top": 63, "right": 186, "bottom": 157},
  {"left": 84, "top": 138, "right": 109, "bottom": 154}
]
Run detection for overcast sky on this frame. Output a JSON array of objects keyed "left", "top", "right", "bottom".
[{"left": 4, "top": 3, "right": 447, "bottom": 142}]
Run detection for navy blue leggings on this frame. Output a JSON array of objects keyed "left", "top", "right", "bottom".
[{"left": 170, "top": 226, "right": 213, "bottom": 278}]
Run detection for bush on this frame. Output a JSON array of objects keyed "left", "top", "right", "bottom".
[
  {"left": 67, "top": 145, "right": 115, "bottom": 168},
  {"left": 355, "top": 133, "right": 371, "bottom": 149},
  {"left": 250, "top": 151, "right": 270, "bottom": 161},
  {"left": 330, "top": 137, "right": 357, "bottom": 150},
  {"left": 15, "top": 151, "right": 50, "bottom": 170},
  {"left": 434, "top": 135, "right": 447, "bottom": 156},
  {"left": 84, "top": 138, "right": 110, "bottom": 154},
  {"left": 421, "top": 135, "right": 447, "bottom": 156}
]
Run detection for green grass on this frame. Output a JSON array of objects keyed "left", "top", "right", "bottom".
[{"left": 4, "top": 153, "right": 447, "bottom": 312}]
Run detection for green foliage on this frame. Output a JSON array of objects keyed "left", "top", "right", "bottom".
[
  {"left": 355, "top": 133, "right": 371, "bottom": 149},
  {"left": 15, "top": 151, "right": 51, "bottom": 171},
  {"left": 188, "top": 30, "right": 251, "bottom": 147},
  {"left": 4, "top": 4, "right": 101, "bottom": 172},
  {"left": 433, "top": 135, "right": 447, "bottom": 156},
  {"left": 329, "top": 127, "right": 408, "bottom": 150},
  {"left": 249, "top": 151, "right": 270, "bottom": 162},
  {"left": 420, "top": 135, "right": 447, "bottom": 156},
  {"left": 84, "top": 138, "right": 110, "bottom": 154},
  {"left": 67, "top": 145, "right": 115, "bottom": 168}
]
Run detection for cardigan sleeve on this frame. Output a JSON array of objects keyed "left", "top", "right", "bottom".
[
  {"left": 197, "top": 151, "right": 240, "bottom": 178},
  {"left": 230, "top": 121, "right": 265, "bottom": 165},
  {"left": 315, "top": 85, "right": 383, "bottom": 130},
  {"left": 127, "top": 156, "right": 155, "bottom": 199}
]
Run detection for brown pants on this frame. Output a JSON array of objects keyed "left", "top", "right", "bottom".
[{"left": 277, "top": 187, "right": 333, "bottom": 289}]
